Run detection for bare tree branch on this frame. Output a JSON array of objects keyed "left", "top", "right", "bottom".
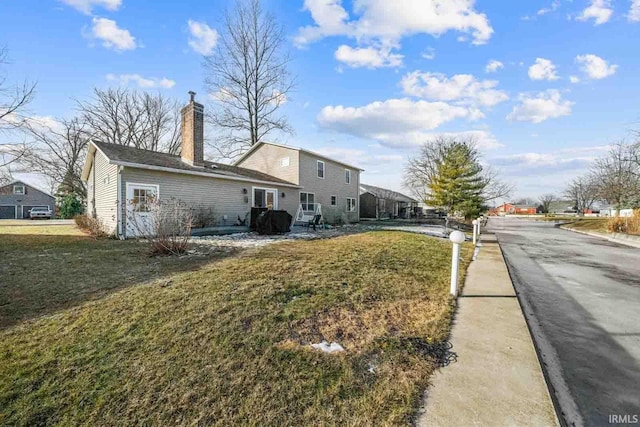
[
  {"left": 0, "top": 46, "right": 37, "bottom": 135},
  {"left": 204, "top": 0, "right": 294, "bottom": 160}
]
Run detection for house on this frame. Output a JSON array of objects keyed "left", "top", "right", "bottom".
[
  {"left": 493, "top": 202, "right": 537, "bottom": 215},
  {"left": 0, "top": 180, "right": 56, "bottom": 219},
  {"left": 359, "top": 184, "right": 418, "bottom": 219},
  {"left": 82, "top": 92, "right": 362, "bottom": 237},
  {"left": 234, "top": 142, "right": 362, "bottom": 225},
  {"left": 548, "top": 201, "right": 577, "bottom": 215}
]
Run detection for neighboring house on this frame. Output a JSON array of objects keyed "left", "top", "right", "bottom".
[
  {"left": 234, "top": 142, "right": 362, "bottom": 225},
  {"left": 359, "top": 184, "right": 418, "bottom": 219},
  {"left": 0, "top": 180, "right": 55, "bottom": 219},
  {"left": 82, "top": 92, "right": 362, "bottom": 238},
  {"left": 493, "top": 202, "right": 537, "bottom": 215},
  {"left": 548, "top": 201, "right": 577, "bottom": 215}
]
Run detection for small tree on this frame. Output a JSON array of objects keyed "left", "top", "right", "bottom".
[
  {"left": 539, "top": 193, "right": 557, "bottom": 214},
  {"left": 565, "top": 176, "right": 599, "bottom": 215},
  {"left": 57, "top": 194, "right": 83, "bottom": 219}
]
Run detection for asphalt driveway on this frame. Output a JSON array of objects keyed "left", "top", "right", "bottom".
[{"left": 489, "top": 218, "right": 640, "bottom": 427}]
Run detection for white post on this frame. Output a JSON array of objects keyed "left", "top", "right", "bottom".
[
  {"left": 472, "top": 219, "right": 478, "bottom": 246},
  {"left": 477, "top": 217, "right": 482, "bottom": 237},
  {"left": 449, "top": 231, "right": 466, "bottom": 297}
]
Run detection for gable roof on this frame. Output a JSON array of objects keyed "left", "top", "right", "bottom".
[
  {"left": 82, "top": 141, "right": 301, "bottom": 188},
  {"left": 233, "top": 141, "right": 364, "bottom": 171},
  {"left": 0, "top": 180, "right": 54, "bottom": 198},
  {"left": 359, "top": 184, "right": 417, "bottom": 203}
]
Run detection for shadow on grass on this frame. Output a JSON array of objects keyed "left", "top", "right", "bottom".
[{"left": 0, "top": 234, "right": 237, "bottom": 330}]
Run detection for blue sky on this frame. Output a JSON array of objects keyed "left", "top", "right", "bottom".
[{"left": 2, "top": 0, "right": 640, "bottom": 201}]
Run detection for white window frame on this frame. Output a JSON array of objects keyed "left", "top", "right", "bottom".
[
  {"left": 330, "top": 195, "right": 337, "bottom": 206},
  {"left": 126, "top": 183, "right": 160, "bottom": 213},
  {"left": 317, "top": 160, "right": 325, "bottom": 179},
  {"left": 13, "top": 185, "right": 25, "bottom": 195},
  {"left": 280, "top": 157, "right": 290, "bottom": 167},
  {"left": 345, "top": 169, "right": 351, "bottom": 184},
  {"left": 347, "top": 197, "right": 356, "bottom": 212},
  {"left": 252, "top": 186, "right": 279, "bottom": 210},
  {"left": 300, "top": 192, "right": 315, "bottom": 212}
]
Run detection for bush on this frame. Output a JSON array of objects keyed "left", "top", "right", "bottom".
[
  {"left": 58, "top": 194, "right": 83, "bottom": 219},
  {"left": 606, "top": 209, "right": 640, "bottom": 235},
  {"left": 74, "top": 215, "right": 109, "bottom": 238},
  {"left": 191, "top": 205, "right": 217, "bottom": 228},
  {"left": 128, "top": 198, "right": 193, "bottom": 255}
]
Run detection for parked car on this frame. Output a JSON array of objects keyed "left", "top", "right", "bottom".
[{"left": 29, "top": 206, "right": 53, "bottom": 220}]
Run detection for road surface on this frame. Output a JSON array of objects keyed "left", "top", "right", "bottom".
[{"left": 488, "top": 218, "right": 640, "bottom": 427}]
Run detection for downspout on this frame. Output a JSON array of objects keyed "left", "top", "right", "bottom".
[
  {"left": 117, "top": 165, "right": 123, "bottom": 239},
  {"left": 92, "top": 150, "right": 97, "bottom": 218}
]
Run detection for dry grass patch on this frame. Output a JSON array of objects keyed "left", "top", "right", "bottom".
[
  {"left": 0, "top": 231, "right": 472, "bottom": 426},
  {"left": 563, "top": 218, "right": 608, "bottom": 233}
]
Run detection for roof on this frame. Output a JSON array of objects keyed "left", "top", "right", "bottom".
[
  {"left": 359, "top": 184, "right": 417, "bottom": 203},
  {"left": 82, "top": 141, "right": 300, "bottom": 188},
  {"left": 233, "top": 141, "right": 365, "bottom": 171}
]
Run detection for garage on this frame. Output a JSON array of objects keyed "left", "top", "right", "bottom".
[{"left": 0, "top": 205, "right": 17, "bottom": 219}]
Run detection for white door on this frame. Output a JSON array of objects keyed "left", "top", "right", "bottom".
[
  {"left": 253, "top": 188, "right": 278, "bottom": 210},
  {"left": 126, "top": 183, "right": 159, "bottom": 237}
]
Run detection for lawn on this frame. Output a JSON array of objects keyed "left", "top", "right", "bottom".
[
  {"left": 562, "top": 218, "right": 609, "bottom": 233},
  {"left": 0, "top": 224, "right": 472, "bottom": 426}
]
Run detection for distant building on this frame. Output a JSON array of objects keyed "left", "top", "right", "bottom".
[
  {"left": 359, "top": 184, "right": 418, "bottom": 219},
  {"left": 0, "top": 180, "right": 56, "bottom": 219},
  {"left": 492, "top": 202, "right": 537, "bottom": 215}
]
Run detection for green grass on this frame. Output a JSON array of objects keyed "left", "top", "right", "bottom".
[{"left": 0, "top": 224, "right": 472, "bottom": 426}]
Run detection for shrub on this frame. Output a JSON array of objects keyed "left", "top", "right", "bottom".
[
  {"left": 191, "top": 205, "right": 217, "bottom": 228},
  {"left": 128, "top": 198, "right": 193, "bottom": 255},
  {"left": 74, "top": 215, "right": 109, "bottom": 238},
  {"left": 58, "top": 194, "right": 83, "bottom": 219},
  {"left": 606, "top": 209, "right": 640, "bottom": 235}
]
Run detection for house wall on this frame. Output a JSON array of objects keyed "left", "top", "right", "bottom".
[
  {"left": 235, "top": 144, "right": 300, "bottom": 184},
  {"left": 298, "top": 151, "right": 360, "bottom": 224},
  {"left": 0, "top": 181, "right": 55, "bottom": 219},
  {"left": 360, "top": 192, "right": 377, "bottom": 219},
  {"left": 89, "top": 150, "right": 119, "bottom": 234},
  {"left": 120, "top": 167, "right": 299, "bottom": 237}
]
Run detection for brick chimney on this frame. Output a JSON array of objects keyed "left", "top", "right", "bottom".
[{"left": 181, "top": 91, "right": 204, "bottom": 167}]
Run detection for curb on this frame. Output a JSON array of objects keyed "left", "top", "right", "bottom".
[{"left": 559, "top": 226, "right": 640, "bottom": 249}]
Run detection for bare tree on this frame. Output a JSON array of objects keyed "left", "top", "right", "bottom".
[
  {"left": 539, "top": 193, "right": 557, "bottom": 214},
  {"left": 204, "top": 0, "right": 294, "bottom": 159},
  {"left": 591, "top": 141, "right": 640, "bottom": 209},
  {"left": 565, "top": 176, "right": 599, "bottom": 215},
  {"left": 77, "top": 88, "right": 181, "bottom": 154},
  {"left": 0, "top": 46, "right": 36, "bottom": 180},
  {"left": 24, "top": 117, "right": 91, "bottom": 199}
]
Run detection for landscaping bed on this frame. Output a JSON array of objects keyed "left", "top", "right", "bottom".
[{"left": 0, "top": 227, "right": 472, "bottom": 425}]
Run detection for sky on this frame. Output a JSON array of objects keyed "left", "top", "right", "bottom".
[{"left": 1, "top": 0, "right": 640, "bottom": 202}]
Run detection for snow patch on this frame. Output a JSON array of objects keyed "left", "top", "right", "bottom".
[{"left": 311, "top": 341, "right": 345, "bottom": 354}]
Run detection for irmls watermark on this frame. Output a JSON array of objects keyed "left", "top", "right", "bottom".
[{"left": 609, "top": 414, "right": 640, "bottom": 424}]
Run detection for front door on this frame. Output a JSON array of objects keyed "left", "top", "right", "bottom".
[
  {"left": 126, "top": 183, "right": 159, "bottom": 237},
  {"left": 253, "top": 188, "right": 277, "bottom": 210}
]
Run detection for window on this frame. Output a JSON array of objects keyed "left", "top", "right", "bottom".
[
  {"left": 317, "top": 160, "right": 325, "bottom": 179},
  {"left": 280, "top": 157, "right": 290, "bottom": 167},
  {"left": 300, "top": 192, "right": 315, "bottom": 211},
  {"left": 13, "top": 185, "right": 25, "bottom": 195},
  {"left": 132, "top": 187, "right": 157, "bottom": 212},
  {"left": 347, "top": 198, "right": 356, "bottom": 212},
  {"left": 330, "top": 195, "right": 337, "bottom": 206},
  {"left": 345, "top": 169, "right": 351, "bottom": 184}
]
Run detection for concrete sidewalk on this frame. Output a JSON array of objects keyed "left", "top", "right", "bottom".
[{"left": 417, "top": 234, "right": 558, "bottom": 427}]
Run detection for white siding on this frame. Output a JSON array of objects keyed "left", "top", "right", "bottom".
[
  {"left": 236, "top": 144, "right": 300, "bottom": 184},
  {"left": 91, "top": 150, "right": 119, "bottom": 234}
]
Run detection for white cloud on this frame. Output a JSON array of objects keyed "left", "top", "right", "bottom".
[
  {"left": 576, "top": 0, "right": 613, "bottom": 25},
  {"left": 422, "top": 47, "right": 436, "bottom": 60},
  {"left": 317, "top": 98, "right": 470, "bottom": 145},
  {"left": 335, "top": 44, "right": 403, "bottom": 68},
  {"left": 569, "top": 75, "right": 580, "bottom": 83},
  {"left": 528, "top": 58, "right": 559, "bottom": 81},
  {"left": 106, "top": 74, "right": 175, "bottom": 89},
  {"left": 490, "top": 145, "right": 610, "bottom": 174},
  {"left": 400, "top": 71, "right": 509, "bottom": 108},
  {"left": 90, "top": 17, "right": 137, "bottom": 51},
  {"left": 485, "top": 60, "right": 504, "bottom": 73},
  {"left": 630, "top": 0, "right": 640, "bottom": 21},
  {"left": 295, "top": 0, "right": 493, "bottom": 46},
  {"left": 187, "top": 20, "right": 218, "bottom": 55},
  {"left": 575, "top": 54, "right": 618, "bottom": 79},
  {"left": 507, "top": 90, "right": 573, "bottom": 123},
  {"left": 58, "top": 0, "right": 120, "bottom": 14},
  {"left": 537, "top": 0, "right": 561, "bottom": 16}
]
